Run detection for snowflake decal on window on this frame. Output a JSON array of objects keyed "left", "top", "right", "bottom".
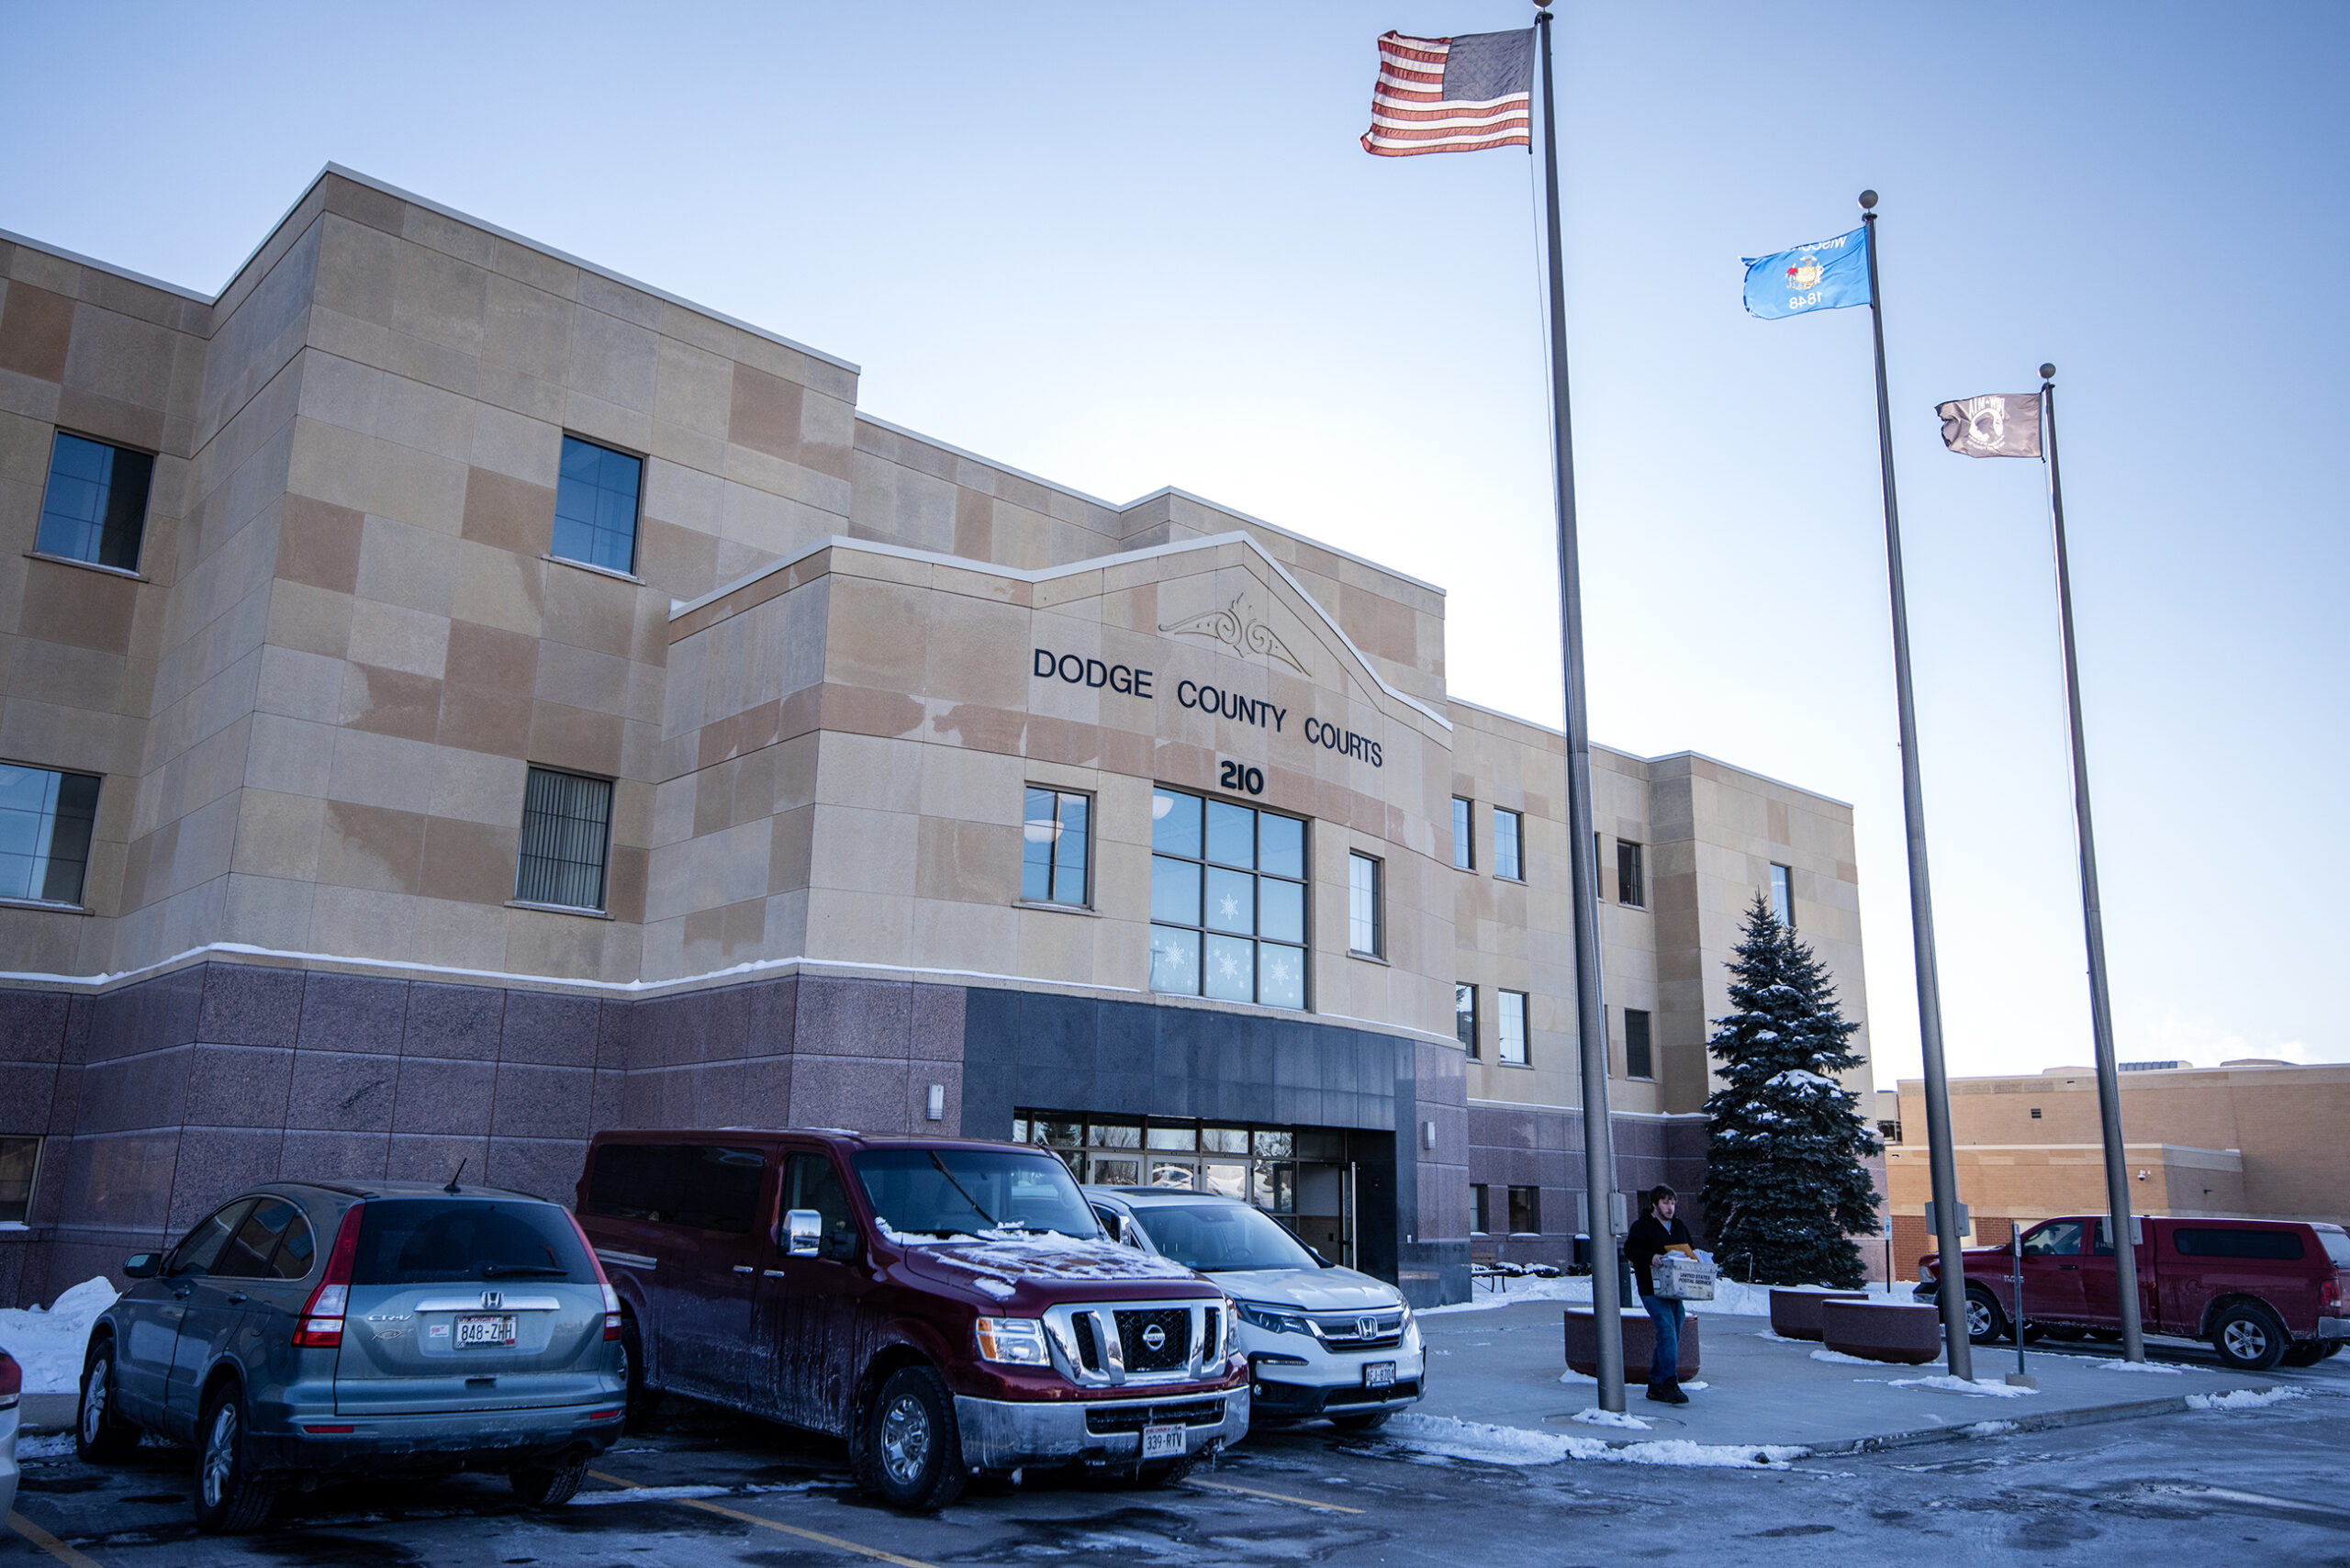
[
  {"left": 1217, "top": 893, "right": 1243, "bottom": 923},
  {"left": 1215, "top": 951, "right": 1245, "bottom": 981}
]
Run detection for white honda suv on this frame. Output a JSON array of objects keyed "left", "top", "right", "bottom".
[{"left": 1083, "top": 1187, "right": 1424, "bottom": 1431}]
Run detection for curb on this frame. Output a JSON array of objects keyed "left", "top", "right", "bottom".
[
  {"left": 1583, "top": 1388, "right": 2300, "bottom": 1456},
  {"left": 18, "top": 1392, "right": 77, "bottom": 1434}
]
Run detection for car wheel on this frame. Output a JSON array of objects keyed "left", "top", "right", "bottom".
[
  {"left": 2321, "top": 1342, "right": 2343, "bottom": 1361},
  {"left": 2210, "top": 1303, "right": 2287, "bottom": 1372},
  {"left": 618, "top": 1316, "right": 661, "bottom": 1431},
  {"left": 193, "top": 1386, "right": 275, "bottom": 1534},
  {"left": 1963, "top": 1286, "right": 2006, "bottom": 1345},
  {"left": 510, "top": 1454, "right": 590, "bottom": 1506},
  {"left": 76, "top": 1342, "right": 140, "bottom": 1463},
  {"left": 852, "top": 1365, "right": 967, "bottom": 1511},
  {"left": 1329, "top": 1410, "right": 1393, "bottom": 1433}
]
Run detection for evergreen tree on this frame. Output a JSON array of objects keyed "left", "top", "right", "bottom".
[{"left": 1699, "top": 894, "right": 1881, "bottom": 1287}]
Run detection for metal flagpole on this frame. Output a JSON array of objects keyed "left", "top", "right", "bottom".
[
  {"left": 1858, "top": 190, "right": 1972, "bottom": 1381},
  {"left": 1533, "top": 3, "right": 1627, "bottom": 1412},
  {"left": 2040, "top": 364, "right": 2146, "bottom": 1362}
]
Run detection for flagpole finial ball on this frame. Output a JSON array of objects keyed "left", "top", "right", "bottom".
[
  {"left": 2040, "top": 363, "right": 2056, "bottom": 381},
  {"left": 1857, "top": 190, "right": 1878, "bottom": 210}
]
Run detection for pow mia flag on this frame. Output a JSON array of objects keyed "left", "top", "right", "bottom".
[{"left": 1936, "top": 393, "right": 2043, "bottom": 457}]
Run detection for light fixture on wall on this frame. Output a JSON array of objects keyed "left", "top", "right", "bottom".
[
  {"left": 1422, "top": 1120, "right": 1437, "bottom": 1151},
  {"left": 926, "top": 1084, "right": 946, "bottom": 1122},
  {"left": 2137, "top": 1169, "right": 2149, "bottom": 1181}
]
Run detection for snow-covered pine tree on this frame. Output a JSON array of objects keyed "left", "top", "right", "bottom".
[{"left": 1699, "top": 894, "right": 1881, "bottom": 1287}]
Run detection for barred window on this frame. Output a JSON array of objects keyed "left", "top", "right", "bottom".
[
  {"left": 1148, "top": 788, "right": 1306, "bottom": 1009},
  {"left": 553, "top": 435, "right": 643, "bottom": 574},
  {"left": 515, "top": 766, "right": 614, "bottom": 911},
  {"left": 1625, "top": 1007, "right": 1653, "bottom": 1081},
  {"left": 1021, "top": 787, "right": 1091, "bottom": 906},
  {"left": 1498, "top": 990, "right": 1529, "bottom": 1065},
  {"left": 37, "top": 432, "right": 153, "bottom": 571},
  {"left": 0, "top": 764, "right": 100, "bottom": 905},
  {"left": 1494, "top": 808, "right": 1523, "bottom": 880}
]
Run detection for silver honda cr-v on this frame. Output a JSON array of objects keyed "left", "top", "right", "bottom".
[{"left": 76, "top": 1179, "right": 624, "bottom": 1533}]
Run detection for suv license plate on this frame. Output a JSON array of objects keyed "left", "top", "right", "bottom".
[
  {"left": 1362, "top": 1361, "right": 1396, "bottom": 1389},
  {"left": 456, "top": 1315, "right": 517, "bottom": 1349},
  {"left": 1140, "top": 1424, "right": 1185, "bottom": 1461}
]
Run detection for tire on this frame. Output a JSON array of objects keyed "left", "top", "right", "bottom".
[
  {"left": 2322, "top": 1343, "right": 2343, "bottom": 1361},
  {"left": 851, "top": 1366, "right": 967, "bottom": 1511},
  {"left": 1963, "top": 1286, "right": 2007, "bottom": 1346},
  {"left": 2210, "top": 1302, "right": 2288, "bottom": 1372},
  {"left": 618, "top": 1316, "right": 661, "bottom": 1432},
  {"left": 1329, "top": 1410, "right": 1393, "bottom": 1433},
  {"left": 193, "top": 1385, "right": 275, "bottom": 1535},
  {"left": 1136, "top": 1455, "right": 1196, "bottom": 1486},
  {"left": 2279, "top": 1343, "right": 2323, "bottom": 1369},
  {"left": 76, "top": 1342, "right": 140, "bottom": 1463},
  {"left": 510, "top": 1454, "right": 589, "bottom": 1506}
]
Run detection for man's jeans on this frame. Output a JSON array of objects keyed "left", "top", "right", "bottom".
[{"left": 1639, "top": 1294, "right": 1685, "bottom": 1388}]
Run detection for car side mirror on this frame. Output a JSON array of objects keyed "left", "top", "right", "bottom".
[
  {"left": 784, "top": 1209, "right": 822, "bottom": 1257},
  {"left": 124, "top": 1252, "right": 162, "bottom": 1280}
]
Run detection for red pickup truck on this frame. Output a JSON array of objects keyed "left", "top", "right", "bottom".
[{"left": 1917, "top": 1215, "right": 2350, "bottom": 1371}]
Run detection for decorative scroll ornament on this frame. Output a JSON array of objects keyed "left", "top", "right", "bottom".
[{"left": 1158, "top": 596, "right": 1312, "bottom": 677}]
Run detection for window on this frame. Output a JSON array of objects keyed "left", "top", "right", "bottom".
[
  {"left": 1498, "top": 990, "right": 1528, "bottom": 1065},
  {"left": 2173, "top": 1227, "right": 2305, "bottom": 1261},
  {"left": 515, "top": 766, "right": 614, "bottom": 911},
  {"left": 1471, "top": 1183, "right": 1490, "bottom": 1235},
  {"left": 1508, "top": 1185, "right": 1540, "bottom": 1236},
  {"left": 1021, "top": 787, "right": 1091, "bottom": 906},
  {"left": 1494, "top": 808, "right": 1523, "bottom": 880},
  {"left": 585, "top": 1143, "right": 769, "bottom": 1232},
  {"left": 37, "top": 431, "right": 153, "bottom": 571},
  {"left": 2029, "top": 1107, "right": 2042, "bottom": 1120},
  {"left": 0, "top": 1137, "right": 40, "bottom": 1225},
  {"left": 1348, "top": 852, "right": 1382, "bottom": 958},
  {"left": 1617, "top": 840, "right": 1645, "bottom": 908},
  {"left": 1455, "top": 982, "right": 1479, "bottom": 1057},
  {"left": 0, "top": 764, "right": 101, "bottom": 906},
  {"left": 1149, "top": 788, "right": 1306, "bottom": 1009},
  {"left": 2020, "top": 1220, "right": 2084, "bottom": 1257},
  {"left": 1769, "top": 862, "right": 1794, "bottom": 926},
  {"left": 553, "top": 434, "right": 643, "bottom": 574},
  {"left": 213, "top": 1197, "right": 315, "bottom": 1281},
  {"left": 1450, "top": 797, "right": 1473, "bottom": 870},
  {"left": 1625, "top": 1007, "right": 1653, "bottom": 1080}
]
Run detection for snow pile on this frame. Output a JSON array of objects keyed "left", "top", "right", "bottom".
[
  {"left": 1557, "top": 1368, "right": 1596, "bottom": 1385},
  {"left": 1964, "top": 1420, "right": 2020, "bottom": 1436},
  {"left": 0, "top": 1277, "right": 117, "bottom": 1394},
  {"left": 2186, "top": 1387, "right": 2306, "bottom": 1412},
  {"left": 2091, "top": 1358, "right": 2185, "bottom": 1374},
  {"left": 571, "top": 1484, "right": 735, "bottom": 1506},
  {"left": 1384, "top": 1414, "right": 1806, "bottom": 1470},
  {"left": 13, "top": 1433, "right": 78, "bottom": 1461},
  {"left": 1888, "top": 1374, "right": 2041, "bottom": 1398},
  {"left": 1570, "top": 1407, "right": 1651, "bottom": 1429}
]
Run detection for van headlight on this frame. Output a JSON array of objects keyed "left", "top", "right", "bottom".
[
  {"left": 974, "top": 1316, "right": 1051, "bottom": 1366},
  {"left": 1235, "top": 1299, "right": 1313, "bottom": 1338}
]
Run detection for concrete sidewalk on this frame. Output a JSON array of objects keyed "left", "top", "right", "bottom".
[{"left": 1414, "top": 1298, "right": 2332, "bottom": 1453}]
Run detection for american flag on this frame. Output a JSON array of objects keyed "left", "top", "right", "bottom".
[{"left": 1360, "top": 28, "right": 1534, "bottom": 157}]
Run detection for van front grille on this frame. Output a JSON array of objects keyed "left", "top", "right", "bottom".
[
  {"left": 1115, "top": 1307, "right": 1192, "bottom": 1372},
  {"left": 1083, "top": 1397, "right": 1227, "bottom": 1435}
]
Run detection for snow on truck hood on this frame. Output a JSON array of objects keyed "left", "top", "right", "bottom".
[
  {"left": 891, "top": 1229, "right": 1201, "bottom": 1302},
  {"left": 1213, "top": 1266, "right": 1403, "bottom": 1313}
]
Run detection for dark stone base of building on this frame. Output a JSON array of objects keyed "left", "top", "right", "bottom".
[{"left": 1, "top": 959, "right": 1703, "bottom": 1312}]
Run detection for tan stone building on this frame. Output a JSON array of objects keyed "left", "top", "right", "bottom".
[
  {"left": 0, "top": 167, "right": 1873, "bottom": 1306},
  {"left": 1883, "top": 1060, "right": 2348, "bottom": 1268}
]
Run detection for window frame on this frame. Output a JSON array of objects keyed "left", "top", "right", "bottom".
[
  {"left": 1471, "top": 1182, "right": 1490, "bottom": 1236},
  {"left": 35, "top": 430, "right": 156, "bottom": 574},
  {"left": 1507, "top": 1184, "right": 1540, "bottom": 1237},
  {"left": 514, "top": 764, "right": 617, "bottom": 913},
  {"left": 1347, "top": 850, "right": 1384, "bottom": 959},
  {"left": 1147, "top": 786, "right": 1310, "bottom": 1011},
  {"left": 1494, "top": 808, "right": 1524, "bottom": 881},
  {"left": 1497, "top": 989, "right": 1529, "bottom": 1066},
  {"left": 551, "top": 432, "right": 646, "bottom": 577},
  {"left": 0, "top": 761, "right": 102, "bottom": 909},
  {"left": 1769, "top": 862, "right": 1795, "bottom": 927},
  {"left": 1450, "top": 796, "right": 1473, "bottom": 871},
  {"left": 1020, "top": 785, "right": 1093, "bottom": 908},
  {"left": 1624, "top": 1006, "right": 1654, "bottom": 1081},
  {"left": 1455, "top": 981, "right": 1479, "bottom": 1058},
  {"left": 1617, "top": 840, "right": 1645, "bottom": 909}
]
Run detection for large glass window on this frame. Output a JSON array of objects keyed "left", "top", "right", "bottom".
[
  {"left": 1625, "top": 1007, "right": 1653, "bottom": 1081},
  {"left": 1148, "top": 788, "right": 1305, "bottom": 1009},
  {"left": 1770, "top": 862, "right": 1795, "bottom": 926},
  {"left": 0, "top": 764, "right": 101, "bottom": 906},
  {"left": 1617, "top": 840, "right": 1645, "bottom": 908},
  {"left": 553, "top": 434, "right": 643, "bottom": 574},
  {"left": 1494, "top": 808, "right": 1523, "bottom": 880},
  {"left": 0, "top": 1137, "right": 40, "bottom": 1226},
  {"left": 1498, "top": 990, "right": 1529, "bottom": 1065},
  {"left": 1455, "top": 982, "right": 1478, "bottom": 1057},
  {"left": 515, "top": 766, "right": 613, "bottom": 911},
  {"left": 1021, "top": 787, "right": 1091, "bottom": 906},
  {"left": 37, "top": 432, "right": 153, "bottom": 571},
  {"left": 1348, "top": 852, "right": 1382, "bottom": 958},
  {"left": 1450, "top": 797, "right": 1473, "bottom": 870}
]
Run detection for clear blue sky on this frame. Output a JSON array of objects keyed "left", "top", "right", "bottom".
[{"left": 5, "top": 2, "right": 2343, "bottom": 1083}]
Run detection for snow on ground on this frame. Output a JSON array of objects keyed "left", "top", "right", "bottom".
[
  {"left": 1964, "top": 1420, "right": 2020, "bottom": 1436},
  {"left": 1809, "top": 1348, "right": 1896, "bottom": 1367},
  {"left": 1384, "top": 1414, "right": 1806, "bottom": 1470},
  {"left": 1888, "top": 1374, "right": 2042, "bottom": 1398},
  {"left": 1570, "top": 1407, "right": 1651, "bottom": 1429},
  {"left": 0, "top": 1277, "right": 116, "bottom": 1394},
  {"left": 13, "top": 1433, "right": 78, "bottom": 1461},
  {"left": 2186, "top": 1388, "right": 2306, "bottom": 1411},
  {"left": 2091, "top": 1358, "right": 2186, "bottom": 1374},
  {"left": 1427, "top": 1274, "right": 1920, "bottom": 1319}
]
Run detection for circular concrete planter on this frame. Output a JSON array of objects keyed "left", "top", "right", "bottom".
[
  {"left": 1819, "top": 1300, "right": 1942, "bottom": 1365},
  {"left": 1767, "top": 1288, "right": 1869, "bottom": 1342},
  {"left": 1563, "top": 1306, "right": 1700, "bottom": 1380}
]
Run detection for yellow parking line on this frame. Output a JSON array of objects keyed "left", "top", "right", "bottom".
[
  {"left": 1186, "top": 1477, "right": 1365, "bottom": 1514},
  {"left": 586, "top": 1472, "right": 941, "bottom": 1568},
  {"left": 9, "top": 1511, "right": 106, "bottom": 1568}
]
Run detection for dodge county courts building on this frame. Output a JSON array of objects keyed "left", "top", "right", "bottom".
[{"left": 0, "top": 168, "right": 1874, "bottom": 1307}]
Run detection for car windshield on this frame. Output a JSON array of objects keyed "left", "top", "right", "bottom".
[
  {"left": 1132, "top": 1202, "right": 1317, "bottom": 1272},
  {"left": 853, "top": 1148, "right": 1100, "bottom": 1241},
  {"left": 352, "top": 1200, "right": 591, "bottom": 1285}
]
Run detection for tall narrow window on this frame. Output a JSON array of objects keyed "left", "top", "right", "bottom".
[
  {"left": 1455, "top": 982, "right": 1479, "bottom": 1057},
  {"left": 1625, "top": 1007, "right": 1653, "bottom": 1081},
  {"left": 1769, "top": 863, "right": 1794, "bottom": 926},
  {"left": 1450, "top": 797, "right": 1473, "bottom": 870},
  {"left": 1020, "top": 787, "right": 1091, "bottom": 906},
  {"left": 1471, "top": 1183, "right": 1490, "bottom": 1235},
  {"left": 0, "top": 764, "right": 101, "bottom": 906},
  {"left": 1498, "top": 990, "right": 1528, "bottom": 1065},
  {"left": 1148, "top": 788, "right": 1306, "bottom": 1009},
  {"left": 1508, "top": 1185, "right": 1540, "bottom": 1235},
  {"left": 515, "top": 766, "right": 614, "bottom": 911},
  {"left": 1494, "top": 808, "right": 1523, "bottom": 880},
  {"left": 37, "top": 432, "right": 154, "bottom": 571},
  {"left": 553, "top": 434, "right": 643, "bottom": 574},
  {"left": 1617, "top": 840, "right": 1645, "bottom": 908},
  {"left": 0, "top": 1136, "right": 40, "bottom": 1225},
  {"left": 1348, "top": 852, "right": 1383, "bottom": 958}
]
